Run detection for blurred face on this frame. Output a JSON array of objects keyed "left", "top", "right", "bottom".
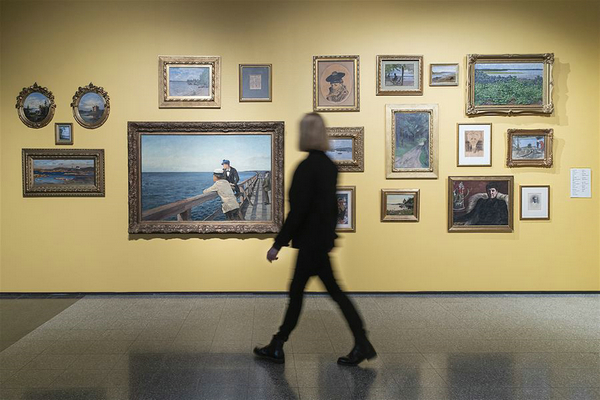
[
  {"left": 213, "top": 174, "right": 219, "bottom": 182},
  {"left": 487, "top": 188, "right": 498, "bottom": 199},
  {"left": 223, "top": 163, "right": 230, "bottom": 170}
]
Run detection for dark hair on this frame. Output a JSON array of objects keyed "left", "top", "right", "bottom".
[{"left": 486, "top": 182, "right": 499, "bottom": 191}]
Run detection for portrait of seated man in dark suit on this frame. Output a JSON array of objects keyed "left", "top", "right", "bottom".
[{"left": 455, "top": 182, "right": 509, "bottom": 225}]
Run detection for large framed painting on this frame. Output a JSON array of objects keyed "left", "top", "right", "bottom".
[
  {"left": 158, "top": 55, "right": 221, "bottom": 108},
  {"left": 466, "top": 53, "right": 554, "bottom": 116},
  {"left": 381, "top": 189, "right": 419, "bottom": 222},
  {"left": 507, "top": 128, "right": 553, "bottom": 168},
  {"left": 16, "top": 83, "right": 56, "bottom": 129},
  {"left": 385, "top": 104, "right": 438, "bottom": 179},
  {"left": 71, "top": 83, "right": 110, "bottom": 129},
  {"left": 326, "top": 127, "right": 364, "bottom": 172},
  {"left": 520, "top": 185, "right": 550, "bottom": 220},
  {"left": 128, "top": 121, "right": 284, "bottom": 234},
  {"left": 22, "top": 149, "right": 105, "bottom": 197},
  {"left": 457, "top": 123, "right": 492, "bottom": 167},
  {"left": 336, "top": 186, "right": 356, "bottom": 232},
  {"left": 313, "top": 55, "right": 359, "bottom": 112},
  {"left": 448, "top": 176, "right": 514, "bottom": 233},
  {"left": 377, "top": 55, "right": 423, "bottom": 95},
  {"left": 239, "top": 64, "right": 272, "bottom": 102}
]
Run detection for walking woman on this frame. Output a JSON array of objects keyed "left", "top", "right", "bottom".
[{"left": 253, "top": 113, "right": 376, "bottom": 366}]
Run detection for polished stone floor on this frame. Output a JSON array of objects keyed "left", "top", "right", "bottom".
[{"left": 0, "top": 294, "right": 598, "bottom": 399}]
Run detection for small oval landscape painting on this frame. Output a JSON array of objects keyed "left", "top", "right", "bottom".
[
  {"left": 78, "top": 92, "right": 106, "bottom": 124},
  {"left": 23, "top": 92, "right": 51, "bottom": 123}
]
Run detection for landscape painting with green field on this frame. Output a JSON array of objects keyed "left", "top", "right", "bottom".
[
  {"left": 474, "top": 62, "right": 543, "bottom": 106},
  {"left": 393, "top": 112, "right": 430, "bottom": 170}
]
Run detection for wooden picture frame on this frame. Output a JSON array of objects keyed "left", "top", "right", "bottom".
[
  {"left": 239, "top": 64, "right": 272, "bottom": 102},
  {"left": 55, "top": 123, "right": 73, "bottom": 145},
  {"left": 385, "top": 104, "right": 439, "bottom": 179},
  {"left": 430, "top": 63, "right": 459, "bottom": 86},
  {"left": 313, "top": 55, "right": 359, "bottom": 112},
  {"left": 466, "top": 53, "right": 554, "bottom": 116},
  {"left": 448, "top": 176, "right": 514, "bottom": 233},
  {"left": 71, "top": 83, "right": 110, "bottom": 129},
  {"left": 381, "top": 189, "right": 419, "bottom": 222},
  {"left": 457, "top": 123, "right": 492, "bottom": 167},
  {"left": 22, "top": 149, "right": 105, "bottom": 197},
  {"left": 15, "top": 82, "right": 56, "bottom": 129},
  {"left": 158, "top": 55, "right": 221, "bottom": 108},
  {"left": 128, "top": 121, "right": 285, "bottom": 234},
  {"left": 326, "top": 127, "right": 364, "bottom": 172},
  {"left": 520, "top": 185, "right": 550, "bottom": 220},
  {"left": 377, "top": 55, "right": 423, "bottom": 95},
  {"left": 507, "top": 128, "right": 553, "bottom": 168},
  {"left": 336, "top": 186, "right": 356, "bottom": 232}
]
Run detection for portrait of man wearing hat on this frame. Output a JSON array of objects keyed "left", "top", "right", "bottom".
[
  {"left": 325, "top": 71, "right": 349, "bottom": 103},
  {"left": 221, "top": 159, "right": 240, "bottom": 196}
]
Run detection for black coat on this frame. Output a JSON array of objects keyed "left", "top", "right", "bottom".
[
  {"left": 224, "top": 167, "right": 240, "bottom": 185},
  {"left": 274, "top": 151, "right": 338, "bottom": 251},
  {"left": 456, "top": 198, "right": 508, "bottom": 225}
]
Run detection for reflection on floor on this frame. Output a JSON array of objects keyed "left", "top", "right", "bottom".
[{"left": 0, "top": 294, "right": 598, "bottom": 399}]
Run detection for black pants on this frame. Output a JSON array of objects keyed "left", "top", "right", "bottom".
[{"left": 275, "top": 249, "right": 366, "bottom": 344}]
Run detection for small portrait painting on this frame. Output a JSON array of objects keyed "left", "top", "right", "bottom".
[
  {"left": 457, "top": 124, "right": 492, "bottom": 167},
  {"left": 507, "top": 129, "right": 553, "bottom": 168},
  {"left": 528, "top": 193, "right": 542, "bottom": 210},
  {"left": 239, "top": 64, "right": 272, "bottom": 102},
  {"left": 55, "top": 123, "right": 73, "bottom": 145},
  {"left": 465, "top": 130, "right": 484, "bottom": 157},
  {"left": 520, "top": 185, "right": 549, "bottom": 220},
  {"left": 377, "top": 56, "right": 423, "bottom": 95},
  {"left": 381, "top": 189, "right": 419, "bottom": 222},
  {"left": 313, "top": 56, "right": 359, "bottom": 112},
  {"left": 336, "top": 186, "right": 355, "bottom": 232},
  {"left": 430, "top": 63, "right": 459, "bottom": 86}
]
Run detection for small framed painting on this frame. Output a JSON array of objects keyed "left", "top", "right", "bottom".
[
  {"left": 336, "top": 186, "right": 356, "bottom": 232},
  {"left": 158, "top": 55, "right": 221, "bottom": 108},
  {"left": 16, "top": 83, "right": 56, "bottom": 129},
  {"left": 377, "top": 55, "right": 423, "bottom": 95},
  {"left": 326, "top": 127, "right": 364, "bottom": 172},
  {"left": 430, "top": 63, "right": 459, "bottom": 86},
  {"left": 381, "top": 189, "right": 419, "bottom": 222},
  {"left": 520, "top": 185, "right": 550, "bottom": 220},
  {"left": 71, "top": 83, "right": 110, "bottom": 129},
  {"left": 55, "top": 123, "right": 73, "bottom": 145},
  {"left": 507, "top": 128, "right": 553, "bottom": 168},
  {"left": 313, "top": 55, "right": 359, "bottom": 112},
  {"left": 239, "top": 64, "right": 272, "bottom": 102},
  {"left": 457, "top": 123, "right": 492, "bottom": 167}
]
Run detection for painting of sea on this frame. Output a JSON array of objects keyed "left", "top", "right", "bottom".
[
  {"left": 386, "top": 194, "right": 415, "bottom": 216},
  {"left": 327, "top": 138, "right": 353, "bottom": 161},
  {"left": 24, "top": 92, "right": 51, "bottom": 123},
  {"left": 430, "top": 64, "right": 458, "bottom": 86},
  {"left": 474, "top": 62, "right": 544, "bottom": 106},
  {"left": 33, "top": 159, "right": 95, "bottom": 186},
  {"left": 78, "top": 92, "right": 105, "bottom": 124},
  {"left": 168, "top": 66, "right": 211, "bottom": 98}
]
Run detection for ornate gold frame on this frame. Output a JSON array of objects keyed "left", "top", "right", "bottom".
[
  {"left": 520, "top": 185, "right": 550, "bottom": 221},
  {"left": 239, "top": 64, "right": 272, "bottom": 102},
  {"left": 381, "top": 189, "right": 419, "bottom": 222},
  {"left": 466, "top": 53, "right": 554, "bottom": 116},
  {"left": 448, "top": 176, "right": 514, "bottom": 233},
  {"left": 313, "top": 55, "right": 360, "bottom": 112},
  {"left": 15, "top": 83, "right": 56, "bottom": 129},
  {"left": 336, "top": 186, "right": 356, "bottom": 232},
  {"left": 22, "top": 149, "right": 105, "bottom": 197},
  {"left": 457, "top": 123, "right": 493, "bottom": 167},
  {"left": 71, "top": 83, "right": 110, "bottom": 129},
  {"left": 430, "top": 63, "right": 459, "bottom": 87},
  {"left": 55, "top": 123, "right": 73, "bottom": 145},
  {"left": 158, "top": 55, "right": 221, "bottom": 108},
  {"left": 385, "top": 104, "right": 438, "bottom": 179},
  {"left": 507, "top": 128, "right": 553, "bottom": 168},
  {"left": 326, "top": 127, "right": 364, "bottom": 172},
  {"left": 377, "top": 55, "right": 423, "bottom": 95}
]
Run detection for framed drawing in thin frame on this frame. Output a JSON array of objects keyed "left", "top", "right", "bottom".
[
  {"left": 466, "top": 53, "right": 554, "bottom": 116},
  {"left": 313, "top": 55, "right": 359, "bottom": 112},
  {"left": 15, "top": 82, "right": 56, "bottom": 129},
  {"left": 159, "top": 55, "right": 221, "bottom": 108},
  {"left": 326, "top": 127, "right": 364, "bottom": 172},
  {"left": 507, "top": 128, "right": 553, "bottom": 168},
  {"left": 377, "top": 55, "right": 423, "bottom": 95},
  {"left": 448, "top": 176, "right": 514, "bottom": 233},
  {"left": 22, "top": 149, "right": 105, "bottom": 197},
  {"left": 457, "top": 123, "right": 492, "bottom": 167},
  {"left": 128, "top": 121, "right": 284, "bottom": 234},
  {"left": 55, "top": 123, "right": 73, "bottom": 145},
  {"left": 71, "top": 83, "right": 110, "bottom": 129},
  {"left": 336, "top": 186, "right": 356, "bottom": 232},
  {"left": 386, "top": 104, "right": 438, "bottom": 179},
  {"left": 430, "top": 63, "right": 459, "bottom": 86},
  {"left": 520, "top": 185, "right": 550, "bottom": 220},
  {"left": 239, "top": 64, "right": 272, "bottom": 102},
  {"left": 381, "top": 189, "right": 419, "bottom": 222}
]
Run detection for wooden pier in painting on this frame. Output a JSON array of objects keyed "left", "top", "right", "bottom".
[{"left": 141, "top": 173, "right": 271, "bottom": 222}]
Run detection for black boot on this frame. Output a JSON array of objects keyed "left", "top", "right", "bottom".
[
  {"left": 337, "top": 339, "right": 377, "bottom": 366},
  {"left": 253, "top": 336, "right": 285, "bottom": 364}
]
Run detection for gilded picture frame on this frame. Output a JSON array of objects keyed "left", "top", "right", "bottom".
[
  {"left": 159, "top": 55, "right": 221, "bottom": 108},
  {"left": 507, "top": 128, "right": 553, "bottom": 168},
  {"left": 22, "top": 149, "right": 105, "bottom": 197},
  {"left": 326, "top": 127, "right": 364, "bottom": 172},
  {"left": 448, "top": 176, "right": 514, "bottom": 233},
  {"left": 336, "top": 186, "right": 356, "bottom": 232},
  {"left": 466, "top": 53, "right": 554, "bottom": 116},
  {"left": 520, "top": 185, "right": 550, "bottom": 220},
  {"left": 377, "top": 55, "right": 423, "bottom": 95},
  {"left": 313, "top": 55, "right": 359, "bottom": 112},
  {"left": 457, "top": 123, "right": 492, "bottom": 167},
  {"left": 71, "top": 83, "right": 110, "bottom": 129},
  {"left": 239, "top": 64, "right": 272, "bottom": 102},
  {"left": 55, "top": 123, "right": 73, "bottom": 145},
  {"left": 385, "top": 104, "right": 439, "bottom": 179},
  {"left": 15, "top": 82, "right": 56, "bottom": 129},
  {"left": 128, "top": 121, "right": 285, "bottom": 234},
  {"left": 381, "top": 189, "right": 419, "bottom": 222}
]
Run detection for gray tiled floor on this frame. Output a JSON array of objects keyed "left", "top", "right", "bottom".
[{"left": 0, "top": 294, "right": 598, "bottom": 399}]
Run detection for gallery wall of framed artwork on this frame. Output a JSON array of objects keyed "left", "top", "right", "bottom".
[
  {"left": 326, "top": 127, "right": 364, "bottom": 172},
  {"left": 313, "top": 55, "right": 359, "bottom": 112},
  {"left": 15, "top": 83, "right": 56, "bottom": 129}
]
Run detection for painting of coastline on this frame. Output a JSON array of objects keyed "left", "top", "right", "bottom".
[
  {"left": 23, "top": 92, "right": 51, "bottom": 123},
  {"left": 386, "top": 194, "right": 415, "bottom": 215},
  {"left": 78, "top": 92, "right": 105, "bottom": 124},
  {"left": 327, "top": 138, "right": 353, "bottom": 161},
  {"left": 430, "top": 64, "right": 458, "bottom": 86},
  {"left": 474, "top": 62, "right": 544, "bottom": 106},
  {"left": 512, "top": 135, "right": 545, "bottom": 160},
  {"left": 140, "top": 134, "right": 272, "bottom": 222},
  {"left": 33, "top": 159, "right": 95, "bottom": 186},
  {"left": 384, "top": 62, "right": 416, "bottom": 88},
  {"left": 168, "top": 66, "right": 211, "bottom": 98},
  {"left": 393, "top": 112, "right": 430, "bottom": 170}
]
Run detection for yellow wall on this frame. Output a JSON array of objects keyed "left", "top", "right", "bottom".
[{"left": 1, "top": 0, "right": 599, "bottom": 292}]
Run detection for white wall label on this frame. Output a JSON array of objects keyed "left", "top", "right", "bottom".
[{"left": 570, "top": 168, "right": 592, "bottom": 198}]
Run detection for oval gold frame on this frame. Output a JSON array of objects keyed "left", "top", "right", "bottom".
[
  {"left": 71, "top": 82, "right": 110, "bottom": 129},
  {"left": 15, "top": 83, "right": 56, "bottom": 129}
]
